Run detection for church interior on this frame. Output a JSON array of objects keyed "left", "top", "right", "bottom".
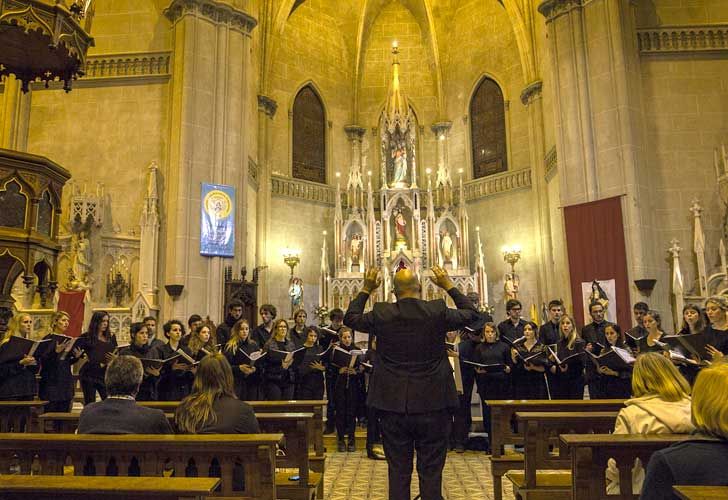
[{"left": 1, "top": 0, "right": 728, "bottom": 499}]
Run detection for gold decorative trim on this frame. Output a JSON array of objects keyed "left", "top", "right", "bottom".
[{"left": 637, "top": 25, "right": 728, "bottom": 54}]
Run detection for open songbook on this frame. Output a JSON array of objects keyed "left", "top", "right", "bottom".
[
  {"left": 625, "top": 331, "right": 645, "bottom": 350},
  {"left": 49, "top": 333, "right": 80, "bottom": 360},
  {"left": 268, "top": 346, "right": 307, "bottom": 365},
  {"left": 239, "top": 349, "right": 267, "bottom": 366},
  {"left": 547, "top": 345, "right": 585, "bottom": 366},
  {"left": 513, "top": 349, "right": 549, "bottom": 366},
  {"left": 501, "top": 335, "right": 526, "bottom": 348},
  {"left": 176, "top": 349, "right": 200, "bottom": 366},
  {"left": 0, "top": 336, "right": 52, "bottom": 364},
  {"left": 84, "top": 341, "right": 127, "bottom": 364},
  {"left": 331, "top": 346, "right": 366, "bottom": 368},
  {"left": 588, "top": 345, "right": 635, "bottom": 371},
  {"left": 139, "top": 354, "right": 181, "bottom": 370},
  {"left": 661, "top": 333, "right": 712, "bottom": 361},
  {"left": 462, "top": 360, "right": 506, "bottom": 373}
]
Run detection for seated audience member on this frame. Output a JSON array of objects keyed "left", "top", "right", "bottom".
[
  {"left": 175, "top": 353, "right": 260, "bottom": 434},
  {"left": 641, "top": 361, "right": 728, "bottom": 499},
  {"left": 78, "top": 355, "right": 173, "bottom": 434},
  {"left": 606, "top": 353, "right": 693, "bottom": 495}
]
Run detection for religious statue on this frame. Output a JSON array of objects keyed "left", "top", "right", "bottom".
[
  {"left": 590, "top": 280, "right": 610, "bottom": 318},
  {"left": 289, "top": 277, "right": 304, "bottom": 311},
  {"left": 504, "top": 272, "right": 519, "bottom": 301},
  {"left": 70, "top": 230, "right": 92, "bottom": 289},
  {"left": 350, "top": 233, "right": 362, "bottom": 269},
  {"left": 440, "top": 228, "right": 454, "bottom": 264},
  {"left": 392, "top": 143, "right": 408, "bottom": 186},
  {"left": 393, "top": 209, "right": 407, "bottom": 249}
]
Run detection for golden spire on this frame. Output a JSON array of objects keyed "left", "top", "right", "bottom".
[{"left": 385, "top": 40, "right": 408, "bottom": 128}]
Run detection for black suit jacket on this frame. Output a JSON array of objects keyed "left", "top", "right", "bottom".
[
  {"left": 78, "top": 398, "right": 173, "bottom": 434},
  {"left": 344, "top": 287, "right": 478, "bottom": 414}
]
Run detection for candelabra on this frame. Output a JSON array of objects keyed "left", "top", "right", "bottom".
[
  {"left": 502, "top": 245, "right": 522, "bottom": 273},
  {"left": 282, "top": 247, "right": 302, "bottom": 276}
]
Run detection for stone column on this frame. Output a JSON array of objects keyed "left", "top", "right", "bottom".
[
  {"left": 163, "top": 0, "right": 257, "bottom": 322},
  {"left": 521, "top": 81, "right": 553, "bottom": 300},
  {"left": 539, "top": 0, "right": 654, "bottom": 308},
  {"left": 256, "top": 94, "right": 277, "bottom": 304},
  {"left": 0, "top": 75, "right": 31, "bottom": 151}
]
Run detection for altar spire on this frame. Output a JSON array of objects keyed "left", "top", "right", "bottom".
[{"left": 385, "top": 42, "right": 408, "bottom": 132}]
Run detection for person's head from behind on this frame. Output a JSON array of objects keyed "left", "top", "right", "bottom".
[
  {"left": 691, "top": 361, "right": 728, "bottom": 439},
  {"left": 393, "top": 269, "right": 421, "bottom": 299},
  {"left": 329, "top": 308, "right": 344, "bottom": 328},
  {"left": 632, "top": 353, "right": 690, "bottom": 402},
  {"left": 506, "top": 299, "right": 522, "bottom": 320},
  {"left": 105, "top": 355, "right": 143, "bottom": 398},
  {"left": 176, "top": 353, "right": 236, "bottom": 433},
  {"left": 130, "top": 322, "right": 149, "bottom": 347}
]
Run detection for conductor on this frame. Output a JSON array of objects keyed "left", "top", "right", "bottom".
[{"left": 344, "top": 265, "right": 479, "bottom": 500}]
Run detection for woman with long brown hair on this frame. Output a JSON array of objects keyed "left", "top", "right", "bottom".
[
  {"left": 223, "top": 319, "right": 263, "bottom": 400},
  {"left": 261, "top": 318, "right": 296, "bottom": 400},
  {"left": 175, "top": 353, "right": 259, "bottom": 434},
  {"left": 76, "top": 310, "right": 117, "bottom": 405},
  {"left": 188, "top": 321, "right": 219, "bottom": 361}
]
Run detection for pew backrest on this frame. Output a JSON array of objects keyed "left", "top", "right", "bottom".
[
  {"left": 0, "top": 432, "right": 283, "bottom": 500},
  {"left": 0, "top": 401, "right": 47, "bottom": 432}
]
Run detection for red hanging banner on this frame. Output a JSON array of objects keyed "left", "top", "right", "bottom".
[{"left": 57, "top": 290, "right": 87, "bottom": 337}]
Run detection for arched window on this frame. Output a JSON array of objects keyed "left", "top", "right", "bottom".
[
  {"left": 470, "top": 78, "right": 507, "bottom": 179},
  {"left": 292, "top": 85, "right": 326, "bottom": 184}
]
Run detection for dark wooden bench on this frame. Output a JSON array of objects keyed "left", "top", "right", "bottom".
[
  {"left": 560, "top": 434, "right": 690, "bottom": 499},
  {"left": 38, "top": 411, "right": 319, "bottom": 500},
  {"left": 484, "top": 399, "right": 625, "bottom": 500},
  {"left": 0, "top": 432, "right": 282, "bottom": 499},
  {"left": 139, "top": 399, "right": 327, "bottom": 498},
  {"left": 674, "top": 486, "right": 728, "bottom": 500},
  {"left": 0, "top": 475, "right": 220, "bottom": 500},
  {"left": 505, "top": 411, "right": 618, "bottom": 500},
  {"left": 0, "top": 400, "right": 48, "bottom": 432}
]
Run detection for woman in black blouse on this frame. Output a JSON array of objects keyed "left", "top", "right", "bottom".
[
  {"left": 510, "top": 321, "right": 549, "bottom": 399},
  {"left": 548, "top": 314, "right": 586, "bottom": 400},
  {"left": 597, "top": 323, "right": 632, "bottom": 399},
  {"left": 704, "top": 296, "right": 728, "bottom": 361},
  {"left": 223, "top": 319, "right": 263, "bottom": 401},
  {"left": 118, "top": 322, "right": 161, "bottom": 401},
  {"left": 39, "top": 311, "right": 83, "bottom": 411},
  {"left": 0, "top": 313, "right": 39, "bottom": 401},
  {"left": 262, "top": 319, "right": 295, "bottom": 400},
  {"left": 473, "top": 322, "right": 511, "bottom": 447},
  {"left": 76, "top": 311, "right": 117, "bottom": 405},
  {"left": 157, "top": 320, "right": 194, "bottom": 401},
  {"left": 295, "top": 326, "right": 326, "bottom": 400},
  {"left": 637, "top": 310, "right": 669, "bottom": 355}
]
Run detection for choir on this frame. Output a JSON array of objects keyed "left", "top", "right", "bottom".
[{"left": 2, "top": 294, "right": 727, "bottom": 457}]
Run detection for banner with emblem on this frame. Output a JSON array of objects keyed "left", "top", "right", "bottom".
[{"left": 200, "top": 183, "right": 235, "bottom": 257}]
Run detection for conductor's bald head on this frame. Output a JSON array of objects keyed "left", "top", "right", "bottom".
[{"left": 393, "top": 269, "right": 421, "bottom": 298}]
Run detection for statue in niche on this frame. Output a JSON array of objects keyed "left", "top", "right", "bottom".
[
  {"left": 289, "top": 277, "right": 304, "bottom": 313},
  {"left": 440, "top": 228, "right": 454, "bottom": 264},
  {"left": 350, "top": 233, "right": 362, "bottom": 269},
  {"left": 70, "top": 230, "right": 92, "bottom": 289},
  {"left": 504, "top": 272, "right": 519, "bottom": 301},
  {"left": 589, "top": 280, "right": 610, "bottom": 319},
  {"left": 393, "top": 209, "right": 407, "bottom": 249},
  {"left": 391, "top": 139, "right": 408, "bottom": 186}
]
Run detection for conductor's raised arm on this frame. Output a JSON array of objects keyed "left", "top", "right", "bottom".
[
  {"left": 344, "top": 268, "right": 381, "bottom": 333},
  {"left": 431, "top": 265, "right": 479, "bottom": 330}
]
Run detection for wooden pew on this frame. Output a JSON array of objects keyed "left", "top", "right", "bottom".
[
  {"left": 0, "top": 432, "right": 282, "bottom": 499},
  {"left": 0, "top": 400, "right": 47, "bottom": 432},
  {"left": 560, "top": 434, "right": 690, "bottom": 499},
  {"left": 505, "top": 411, "right": 618, "bottom": 500},
  {"left": 38, "top": 411, "right": 319, "bottom": 500},
  {"left": 0, "top": 475, "right": 221, "bottom": 500},
  {"left": 484, "top": 399, "right": 625, "bottom": 500},
  {"left": 673, "top": 486, "right": 728, "bottom": 500}
]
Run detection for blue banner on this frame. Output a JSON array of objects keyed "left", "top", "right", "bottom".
[{"left": 200, "top": 183, "right": 235, "bottom": 257}]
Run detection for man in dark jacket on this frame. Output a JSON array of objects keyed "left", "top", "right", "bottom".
[
  {"left": 581, "top": 302, "right": 611, "bottom": 399},
  {"left": 216, "top": 300, "right": 244, "bottom": 347},
  {"left": 344, "top": 265, "right": 479, "bottom": 500},
  {"left": 78, "top": 355, "right": 173, "bottom": 434}
]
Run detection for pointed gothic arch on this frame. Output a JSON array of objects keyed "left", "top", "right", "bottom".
[
  {"left": 470, "top": 76, "right": 508, "bottom": 179},
  {"left": 291, "top": 84, "right": 327, "bottom": 184}
]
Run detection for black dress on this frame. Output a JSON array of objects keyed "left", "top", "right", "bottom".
[
  {"left": 511, "top": 341, "right": 550, "bottom": 400},
  {"left": 472, "top": 340, "right": 512, "bottom": 439},
  {"left": 76, "top": 332, "right": 118, "bottom": 405},
  {"left": 38, "top": 334, "right": 81, "bottom": 411},
  {"left": 261, "top": 338, "right": 295, "bottom": 400},
  {"left": 295, "top": 345, "right": 325, "bottom": 400},
  {"left": 549, "top": 338, "right": 586, "bottom": 400},
  {"left": 118, "top": 343, "right": 160, "bottom": 401},
  {"left": 223, "top": 338, "right": 264, "bottom": 401},
  {"left": 332, "top": 343, "right": 361, "bottom": 443},
  {"left": 156, "top": 342, "right": 194, "bottom": 401},
  {"left": 0, "top": 337, "right": 39, "bottom": 401},
  {"left": 637, "top": 334, "right": 669, "bottom": 355},
  {"left": 705, "top": 325, "right": 728, "bottom": 355},
  {"left": 597, "top": 342, "right": 632, "bottom": 399}
]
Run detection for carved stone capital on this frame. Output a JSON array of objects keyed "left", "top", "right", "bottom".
[
  {"left": 538, "top": 0, "right": 583, "bottom": 20},
  {"left": 344, "top": 125, "right": 366, "bottom": 141},
  {"left": 520, "top": 80, "right": 543, "bottom": 106},
  {"left": 257, "top": 94, "right": 278, "bottom": 118},
  {"left": 164, "top": 0, "right": 258, "bottom": 34},
  {"left": 430, "top": 121, "right": 452, "bottom": 137}
]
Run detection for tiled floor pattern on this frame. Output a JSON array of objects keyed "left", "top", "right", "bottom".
[{"left": 323, "top": 450, "right": 515, "bottom": 500}]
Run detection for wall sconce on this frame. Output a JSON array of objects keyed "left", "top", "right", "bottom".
[
  {"left": 634, "top": 279, "right": 657, "bottom": 296},
  {"left": 282, "top": 247, "right": 302, "bottom": 277},
  {"left": 164, "top": 284, "right": 184, "bottom": 299},
  {"left": 502, "top": 245, "right": 522, "bottom": 273}
]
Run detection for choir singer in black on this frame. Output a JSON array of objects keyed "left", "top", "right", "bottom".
[{"left": 344, "top": 265, "right": 479, "bottom": 500}]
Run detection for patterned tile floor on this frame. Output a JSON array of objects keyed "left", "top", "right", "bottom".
[{"left": 322, "top": 449, "right": 515, "bottom": 500}]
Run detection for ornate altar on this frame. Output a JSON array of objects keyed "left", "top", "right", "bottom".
[{"left": 321, "top": 46, "right": 487, "bottom": 311}]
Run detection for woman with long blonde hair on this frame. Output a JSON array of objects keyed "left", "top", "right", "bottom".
[
  {"left": 641, "top": 361, "right": 728, "bottom": 498},
  {"left": 548, "top": 314, "right": 586, "bottom": 399},
  {"left": 704, "top": 296, "right": 728, "bottom": 361},
  {"left": 223, "top": 319, "right": 263, "bottom": 400},
  {"left": 261, "top": 318, "right": 296, "bottom": 400},
  {"left": 39, "top": 311, "right": 83, "bottom": 411},
  {"left": 0, "top": 313, "right": 39, "bottom": 400},
  {"left": 175, "top": 353, "right": 259, "bottom": 434}
]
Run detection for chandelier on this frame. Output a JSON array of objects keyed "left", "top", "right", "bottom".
[{"left": 0, "top": 0, "right": 95, "bottom": 92}]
